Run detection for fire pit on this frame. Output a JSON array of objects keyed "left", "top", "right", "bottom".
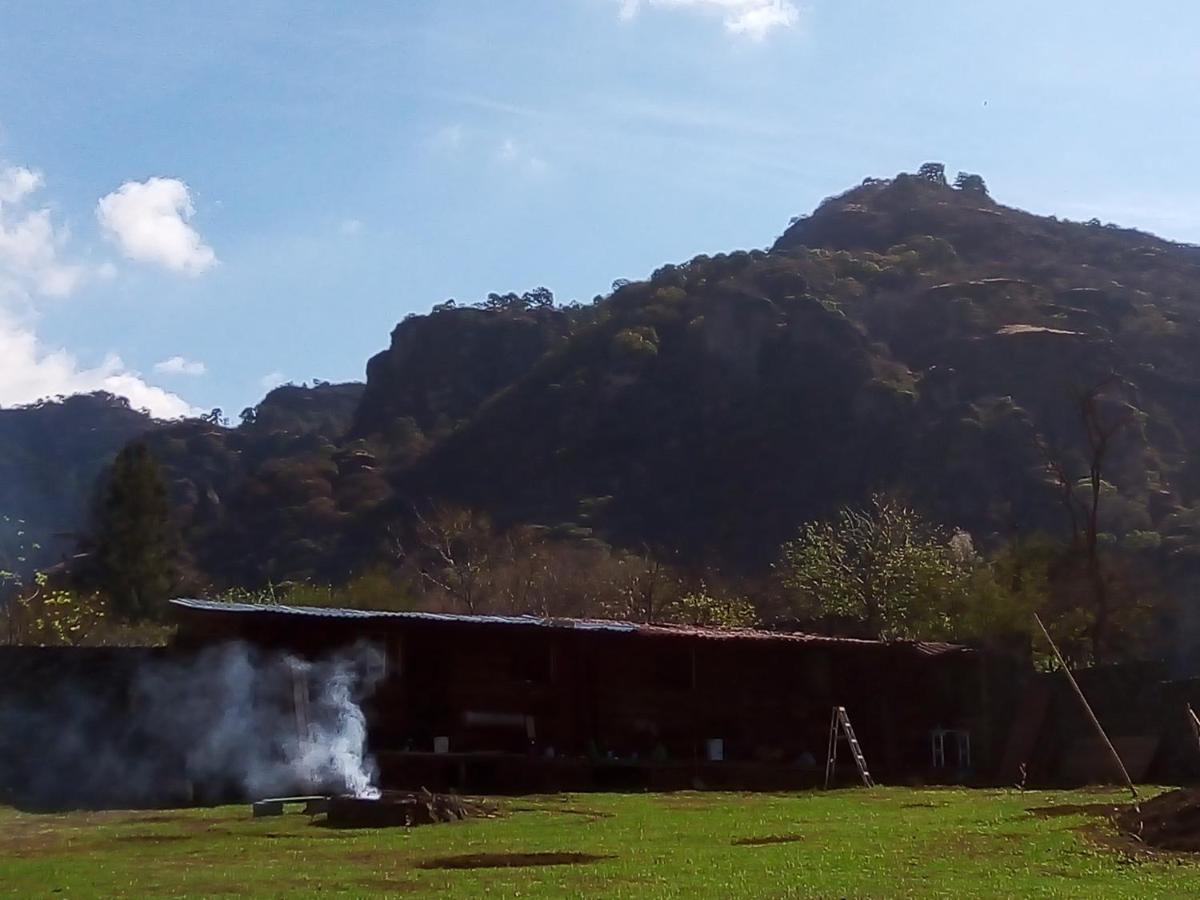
[{"left": 324, "top": 790, "right": 489, "bottom": 828}]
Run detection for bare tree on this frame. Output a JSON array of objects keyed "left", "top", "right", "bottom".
[
  {"left": 601, "top": 549, "right": 685, "bottom": 623},
  {"left": 1034, "top": 376, "right": 1134, "bottom": 661},
  {"left": 411, "top": 504, "right": 496, "bottom": 614},
  {"left": 1076, "top": 380, "right": 1134, "bottom": 661},
  {"left": 1034, "top": 433, "right": 1082, "bottom": 548}
]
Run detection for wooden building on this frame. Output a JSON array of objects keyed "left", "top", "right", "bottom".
[{"left": 171, "top": 598, "right": 998, "bottom": 792}]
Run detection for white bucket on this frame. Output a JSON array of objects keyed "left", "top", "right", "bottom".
[
  {"left": 433, "top": 736, "right": 450, "bottom": 754},
  {"left": 705, "top": 738, "right": 724, "bottom": 762}
]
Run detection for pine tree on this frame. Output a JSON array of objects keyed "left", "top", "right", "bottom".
[{"left": 92, "top": 443, "right": 178, "bottom": 620}]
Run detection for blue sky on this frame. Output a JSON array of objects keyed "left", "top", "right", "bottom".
[{"left": 1, "top": 0, "right": 1198, "bottom": 417}]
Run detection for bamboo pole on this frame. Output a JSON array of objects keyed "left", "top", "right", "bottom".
[{"left": 1033, "top": 613, "right": 1137, "bottom": 799}]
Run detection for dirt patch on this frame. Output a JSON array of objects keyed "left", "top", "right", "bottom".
[
  {"left": 113, "top": 834, "right": 193, "bottom": 844},
  {"left": 656, "top": 792, "right": 762, "bottom": 811},
  {"left": 1027, "top": 803, "right": 1124, "bottom": 820},
  {"left": 0, "top": 835, "right": 70, "bottom": 859},
  {"left": 417, "top": 852, "right": 613, "bottom": 870},
  {"left": 122, "top": 814, "right": 182, "bottom": 824},
  {"left": 323, "top": 791, "right": 491, "bottom": 829},
  {"left": 732, "top": 834, "right": 804, "bottom": 846},
  {"left": 548, "top": 807, "right": 613, "bottom": 819},
  {"left": 351, "top": 880, "right": 423, "bottom": 893},
  {"left": 256, "top": 830, "right": 348, "bottom": 840},
  {"left": 118, "top": 814, "right": 245, "bottom": 834},
  {"left": 1021, "top": 793, "right": 1200, "bottom": 861},
  {"left": 1116, "top": 788, "right": 1200, "bottom": 852},
  {"left": 509, "top": 804, "right": 613, "bottom": 822}
]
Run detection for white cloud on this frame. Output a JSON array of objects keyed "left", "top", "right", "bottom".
[
  {"left": 0, "top": 165, "right": 88, "bottom": 299},
  {"left": 96, "top": 177, "right": 216, "bottom": 275},
  {"left": 259, "top": 371, "right": 286, "bottom": 391},
  {"left": 0, "top": 162, "right": 197, "bottom": 418},
  {"left": 428, "top": 123, "right": 466, "bottom": 153},
  {"left": 153, "top": 355, "right": 207, "bottom": 376},
  {"left": 496, "top": 138, "right": 548, "bottom": 177},
  {"left": 617, "top": 0, "right": 801, "bottom": 39},
  {"left": 339, "top": 218, "right": 363, "bottom": 236},
  {"left": 0, "top": 309, "right": 197, "bottom": 418},
  {"left": 0, "top": 166, "right": 42, "bottom": 204}
]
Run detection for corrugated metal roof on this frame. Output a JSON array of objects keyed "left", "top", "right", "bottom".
[
  {"left": 170, "top": 598, "right": 640, "bottom": 632},
  {"left": 169, "top": 597, "right": 969, "bottom": 654}
]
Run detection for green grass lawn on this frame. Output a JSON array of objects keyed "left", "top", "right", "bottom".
[{"left": 1, "top": 787, "right": 1197, "bottom": 898}]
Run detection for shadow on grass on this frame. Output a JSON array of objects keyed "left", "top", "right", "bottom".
[
  {"left": 417, "top": 852, "right": 614, "bottom": 870},
  {"left": 732, "top": 834, "right": 804, "bottom": 846},
  {"left": 1025, "top": 803, "right": 1124, "bottom": 819}
]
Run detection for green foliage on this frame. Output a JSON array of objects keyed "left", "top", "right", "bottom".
[
  {"left": 611, "top": 326, "right": 659, "bottom": 361},
  {"left": 212, "top": 567, "right": 414, "bottom": 612},
  {"left": 674, "top": 586, "right": 757, "bottom": 629},
  {"left": 21, "top": 572, "right": 105, "bottom": 645},
  {"left": 953, "top": 539, "right": 1052, "bottom": 645},
  {"left": 778, "top": 496, "right": 972, "bottom": 640},
  {"left": 1122, "top": 529, "right": 1162, "bottom": 552},
  {"left": 0, "top": 571, "right": 173, "bottom": 646}
]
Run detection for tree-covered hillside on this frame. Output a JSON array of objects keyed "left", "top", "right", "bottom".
[
  {"left": 399, "top": 171, "right": 1200, "bottom": 574},
  {"left": 12, "top": 167, "right": 1200, "bottom": 657},
  {"left": 126, "top": 171, "right": 1200, "bottom": 585}
]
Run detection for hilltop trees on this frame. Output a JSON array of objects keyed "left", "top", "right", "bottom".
[
  {"left": 482, "top": 286, "right": 555, "bottom": 311},
  {"left": 911, "top": 163, "right": 989, "bottom": 195},
  {"left": 954, "top": 171, "right": 989, "bottom": 196},
  {"left": 917, "top": 162, "right": 947, "bottom": 185}
]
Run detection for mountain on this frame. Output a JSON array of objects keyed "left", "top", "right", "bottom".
[
  {"left": 132, "top": 382, "right": 367, "bottom": 586},
  {"left": 352, "top": 300, "right": 573, "bottom": 436},
  {"left": 66, "top": 169, "right": 1200, "bottom": 589},
  {"left": 0, "top": 393, "right": 159, "bottom": 577},
  {"left": 391, "top": 172, "right": 1200, "bottom": 570}
]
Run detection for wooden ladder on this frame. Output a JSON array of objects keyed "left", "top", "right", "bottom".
[{"left": 825, "top": 705, "right": 874, "bottom": 788}]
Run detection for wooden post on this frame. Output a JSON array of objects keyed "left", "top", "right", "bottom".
[
  {"left": 1033, "top": 613, "right": 1137, "bottom": 799},
  {"left": 690, "top": 646, "right": 698, "bottom": 770},
  {"left": 1186, "top": 703, "right": 1200, "bottom": 757},
  {"left": 824, "top": 707, "right": 838, "bottom": 789}
]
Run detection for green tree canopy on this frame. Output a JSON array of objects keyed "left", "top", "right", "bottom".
[
  {"left": 92, "top": 443, "right": 179, "bottom": 620},
  {"left": 917, "top": 162, "right": 948, "bottom": 185},
  {"left": 954, "top": 171, "right": 989, "bottom": 196},
  {"left": 777, "top": 496, "right": 972, "bottom": 640}
]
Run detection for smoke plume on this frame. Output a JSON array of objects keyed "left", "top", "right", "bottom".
[{"left": 0, "top": 641, "right": 385, "bottom": 810}]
